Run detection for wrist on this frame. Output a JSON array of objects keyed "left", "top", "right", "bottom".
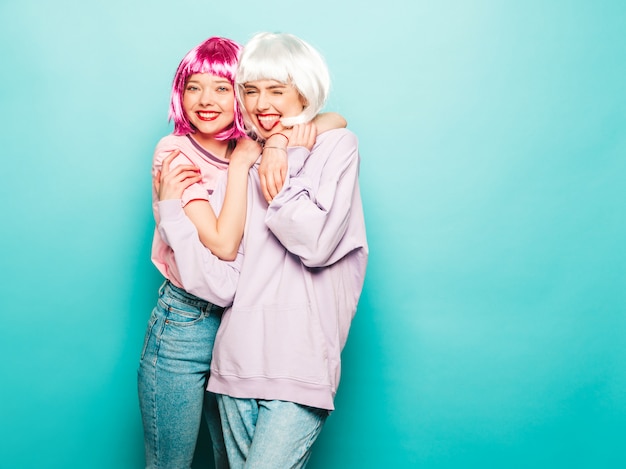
[
  {"left": 229, "top": 159, "right": 253, "bottom": 171},
  {"left": 265, "top": 132, "right": 289, "bottom": 147},
  {"left": 263, "top": 146, "right": 288, "bottom": 155}
]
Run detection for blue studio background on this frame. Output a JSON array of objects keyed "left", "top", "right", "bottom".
[{"left": 1, "top": 0, "right": 625, "bottom": 467}]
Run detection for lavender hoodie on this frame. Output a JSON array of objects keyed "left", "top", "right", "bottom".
[{"left": 158, "top": 128, "right": 368, "bottom": 410}]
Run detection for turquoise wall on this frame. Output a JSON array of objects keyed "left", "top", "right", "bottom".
[{"left": 1, "top": 1, "right": 624, "bottom": 467}]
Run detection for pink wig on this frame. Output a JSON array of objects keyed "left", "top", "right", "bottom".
[{"left": 169, "top": 37, "right": 246, "bottom": 140}]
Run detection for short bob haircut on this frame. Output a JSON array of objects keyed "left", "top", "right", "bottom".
[
  {"left": 169, "top": 36, "right": 247, "bottom": 140},
  {"left": 236, "top": 32, "right": 330, "bottom": 131}
]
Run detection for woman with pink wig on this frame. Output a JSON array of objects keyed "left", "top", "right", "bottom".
[{"left": 137, "top": 36, "right": 257, "bottom": 469}]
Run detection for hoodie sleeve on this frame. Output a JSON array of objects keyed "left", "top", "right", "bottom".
[
  {"left": 157, "top": 199, "right": 241, "bottom": 307},
  {"left": 264, "top": 129, "right": 365, "bottom": 268}
]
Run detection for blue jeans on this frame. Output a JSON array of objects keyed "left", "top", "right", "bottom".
[
  {"left": 137, "top": 280, "right": 228, "bottom": 469},
  {"left": 217, "top": 395, "right": 328, "bottom": 469}
]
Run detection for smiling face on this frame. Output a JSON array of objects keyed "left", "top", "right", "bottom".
[
  {"left": 241, "top": 79, "right": 306, "bottom": 139},
  {"left": 183, "top": 73, "right": 235, "bottom": 146}
]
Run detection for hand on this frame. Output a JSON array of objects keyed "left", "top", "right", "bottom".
[
  {"left": 155, "top": 150, "right": 201, "bottom": 201},
  {"left": 229, "top": 137, "right": 262, "bottom": 169},
  {"left": 288, "top": 123, "right": 317, "bottom": 151},
  {"left": 259, "top": 145, "right": 288, "bottom": 203}
]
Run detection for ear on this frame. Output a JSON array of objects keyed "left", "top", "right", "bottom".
[{"left": 299, "top": 93, "right": 308, "bottom": 108}]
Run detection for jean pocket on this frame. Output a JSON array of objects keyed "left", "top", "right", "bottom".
[
  {"left": 140, "top": 310, "right": 159, "bottom": 361},
  {"left": 158, "top": 301, "right": 204, "bottom": 328}
]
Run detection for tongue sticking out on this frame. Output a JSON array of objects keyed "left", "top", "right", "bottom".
[{"left": 258, "top": 115, "right": 280, "bottom": 131}]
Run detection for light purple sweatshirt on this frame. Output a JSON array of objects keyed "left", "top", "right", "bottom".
[{"left": 158, "top": 128, "right": 368, "bottom": 410}]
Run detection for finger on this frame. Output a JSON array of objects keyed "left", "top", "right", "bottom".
[
  {"left": 285, "top": 125, "right": 297, "bottom": 147},
  {"left": 306, "top": 123, "right": 316, "bottom": 148},
  {"left": 258, "top": 156, "right": 267, "bottom": 175},
  {"left": 266, "top": 172, "right": 278, "bottom": 200},
  {"left": 161, "top": 150, "right": 180, "bottom": 174},
  {"left": 158, "top": 172, "right": 201, "bottom": 200},
  {"left": 172, "top": 172, "right": 202, "bottom": 185},
  {"left": 296, "top": 122, "right": 315, "bottom": 150},
  {"left": 293, "top": 124, "right": 306, "bottom": 146},
  {"left": 260, "top": 174, "right": 272, "bottom": 203},
  {"left": 272, "top": 166, "right": 284, "bottom": 197},
  {"left": 153, "top": 170, "right": 161, "bottom": 193},
  {"left": 302, "top": 124, "right": 314, "bottom": 147},
  {"left": 309, "top": 122, "right": 318, "bottom": 137},
  {"left": 170, "top": 165, "right": 200, "bottom": 176},
  {"left": 174, "top": 170, "right": 202, "bottom": 186},
  {"left": 277, "top": 166, "right": 287, "bottom": 192},
  {"left": 163, "top": 165, "right": 199, "bottom": 184},
  {"left": 299, "top": 124, "right": 309, "bottom": 143},
  {"left": 177, "top": 168, "right": 202, "bottom": 179}
]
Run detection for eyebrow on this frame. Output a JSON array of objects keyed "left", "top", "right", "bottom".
[
  {"left": 187, "top": 78, "right": 232, "bottom": 85},
  {"left": 243, "top": 83, "right": 288, "bottom": 91}
]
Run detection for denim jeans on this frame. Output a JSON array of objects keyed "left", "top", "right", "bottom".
[
  {"left": 137, "top": 280, "right": 228, "bottom": 469},
  {"left": 217, "top": 395, "right": 328, "bottom": 469}
]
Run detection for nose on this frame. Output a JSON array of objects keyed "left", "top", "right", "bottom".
[
  {"left": 199, "top": 88, "right": 214, "bottom": 106},
  {"left": 255, "top": 90, "right": 270, "bottom": 111}
]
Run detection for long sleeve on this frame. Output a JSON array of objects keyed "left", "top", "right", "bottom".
[
  {"left": 150, "top": 134, "right": 230, "bottom": 287},
  {"left": 265, "top": 129, "right": 365, "bottom": 268},
  {"left": 158, "top": 199, "right": 241, "bottom": 306}
]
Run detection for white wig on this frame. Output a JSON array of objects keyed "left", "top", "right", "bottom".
[{"left": 236, "top": 32, "right": 330, "bottom": 128}]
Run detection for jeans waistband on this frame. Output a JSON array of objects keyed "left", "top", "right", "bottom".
[{"left": 159, "top": 280, "right": 226, "bottom": 315}]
